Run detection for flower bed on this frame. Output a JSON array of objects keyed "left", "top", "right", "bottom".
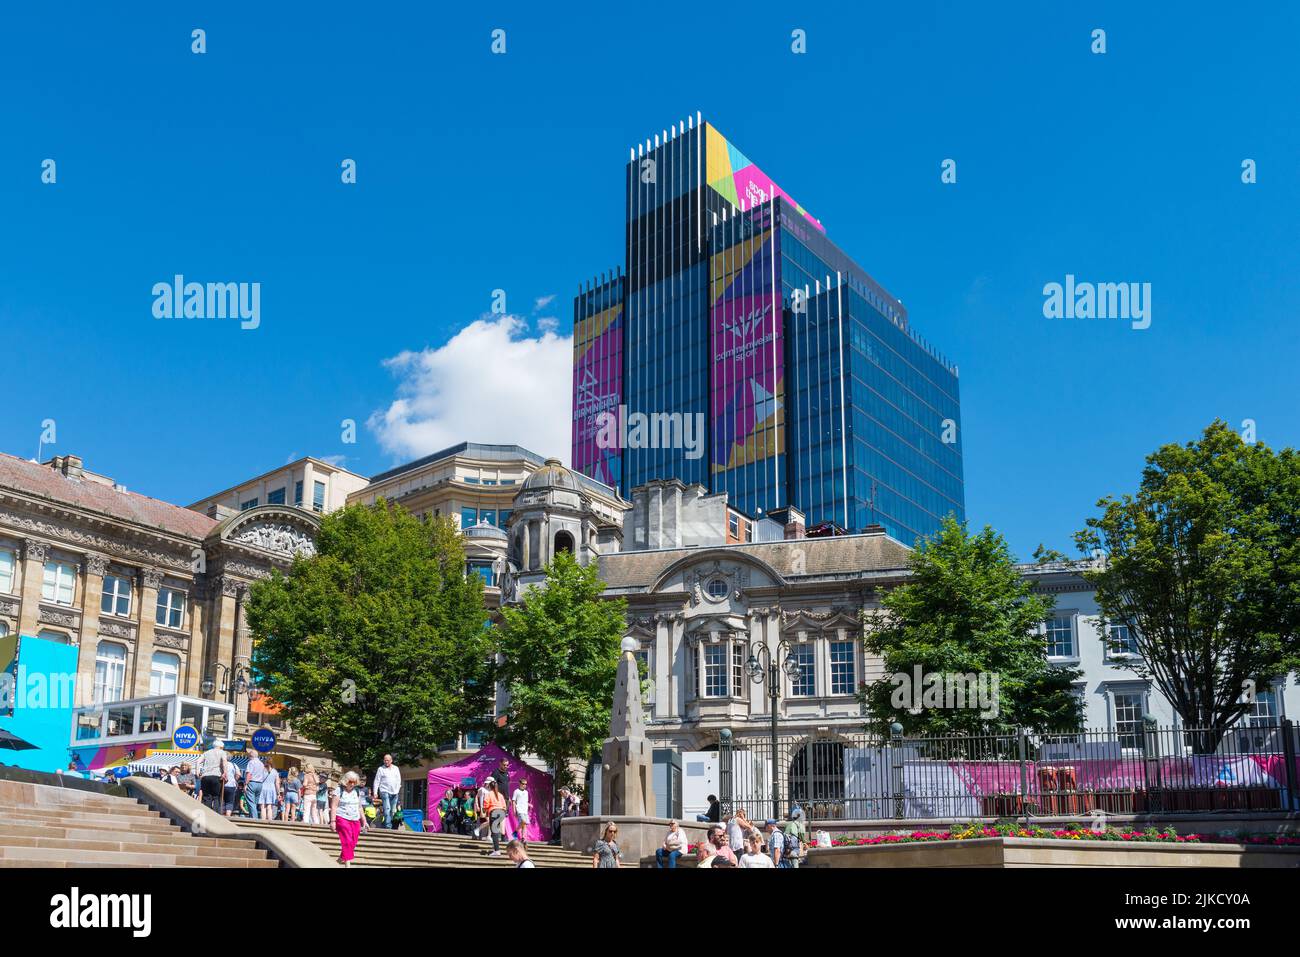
[{"left": 822, "top": 822, "right": 1300, "bottom": 847}]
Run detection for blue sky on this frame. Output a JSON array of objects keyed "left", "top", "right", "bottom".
[{"left": 2, "top": 2, "right": 1297, "bottom": 560}]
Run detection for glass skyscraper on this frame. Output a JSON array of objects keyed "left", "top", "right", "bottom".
[{"left": 572, "top": 115, "right": 964, "bottom": 547}]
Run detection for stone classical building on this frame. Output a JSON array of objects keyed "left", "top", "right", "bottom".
[
  {"left": 188, "top": 456, "right": 368, "bottom": 517},
  {"left": 598, "top": 480, "right": 1298, "bottom": 818},
  {"left": 0, "top": 452, "right": 327, "bottom": 766},
  {"left": 601, "top": 481, "right": 910, "bottom": 754},
  {"left": 0, "top": 444, "right": 630, "bottom": 787}
]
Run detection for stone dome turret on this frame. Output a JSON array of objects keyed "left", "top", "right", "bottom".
[{"left": 522, "top": 457, "right": 580, "bottom": 492}]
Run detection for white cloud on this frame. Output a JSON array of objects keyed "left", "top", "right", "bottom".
[
  {"left": 533, "top": 294, "right": 556, "bottom": 312},
  {"left": 369, "top": 315, "right": 572, "bottom": 464}
]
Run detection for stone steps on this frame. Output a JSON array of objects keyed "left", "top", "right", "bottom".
[
  {"left": 0, "top": 805, "right": 181, "bottom": 833},
  {"left": 0, "top": 822, "right": 263, "bottom": 849},
  {"left": 0, "top": 834, "right": 277, "bottom": 861},
  {"left": 239, "top": 820, "right": 591, "bottom": 868},
  {"left": 0, "top": 845, "right": 279, "bottom": 868},
  {"left": 0, "top": 781, "right": 280, "bottom": 868}
]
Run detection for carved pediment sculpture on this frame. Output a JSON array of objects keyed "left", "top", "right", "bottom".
[{"left": 231, "top": 522, "right": 317, "bottom": 558}]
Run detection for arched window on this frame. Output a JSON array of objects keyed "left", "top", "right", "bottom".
[
  {"left": 94, "top": 641, "right": 128, "bottom": 704},
  {"left": 0, "top": 620, "right": 9, "bottom": 638},
  {"left": 789, "top": 739, "right": 847, "bottom": 818},
  {"left": 150, "top": 651, "right": 180, "bottom": 696},
  {"left": 37, "top": 629, "right": 70, "bottom": 645},
  {"left": 554, "top": 530, "right": 575, "bottom": 555}
]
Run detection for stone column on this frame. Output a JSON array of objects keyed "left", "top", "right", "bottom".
[
  {"left": 653, "top": 615, "right": 671, "bottom": 722},
  {"left": 183, "top": 579, "right": 207, "bottom": 697},
  {"left": 131, "top": 567, "right": 164, "bottom": 698},
  {"left": 75, "top": 554, "right": 109, "bottom": 705},
  {"left": 745, "top": 613, "right": 762, "bottom": 715},
  {"left": 233, "top": 584, "right": 253, "bottom": 724},
  {"left": 16, "top": 539, "right": 49, "bottom": 638},
  {"left": 670, "top": 616, "right": 686, "bottom": 716},
  {"left": 210, "top": 576, "right": 239, "bottom": 697}
]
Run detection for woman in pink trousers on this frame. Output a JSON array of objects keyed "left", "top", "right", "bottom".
[{"left": 331, "top": 771, "right": 368, "bottom": 866}]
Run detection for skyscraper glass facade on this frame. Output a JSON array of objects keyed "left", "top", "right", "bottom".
[{"left": 573, "top": 116, "right": 964, "bottom": 546}]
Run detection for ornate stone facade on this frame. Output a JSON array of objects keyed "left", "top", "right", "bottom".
[{"left": 0, "top": 453, "right": 323, "bottom": 762}]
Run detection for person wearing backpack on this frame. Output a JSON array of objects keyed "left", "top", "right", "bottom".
[
  {"left": 764, "top": 819, "right": 786, "bottom": 867},
  {"left": 782, "top": 808, "right": 808, "bottom": 868}
]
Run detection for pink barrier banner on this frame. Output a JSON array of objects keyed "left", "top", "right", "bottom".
[
  {"left": 426, "top": 743, "right": 552, "bottom": 842},
  {"left": 950, "top": 755, "right": 1289, "bottom": 795}
]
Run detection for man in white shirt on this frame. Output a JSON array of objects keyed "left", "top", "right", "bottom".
[
  {"left": 373, "top": 754, "right": 403, "bottom": 830},
  {"left": 510, "top": 778, "right": 531, "bottom": 845}
]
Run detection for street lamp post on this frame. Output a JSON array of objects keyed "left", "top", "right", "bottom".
[
  {"left": 747, "top": 637, "right": 803, "bottom": 823},
  {"left": 201, "top": 663, "right": 251, "bottom": 702}
]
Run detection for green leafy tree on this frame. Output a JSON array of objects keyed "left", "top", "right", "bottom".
[
  {"left": 860, "top": 516, "right": 1083, "bottom": 737},
  {"left": 1076, "top": 420, "right": 1300, "bottom": 752},
  {"left": 245, "top": 501, "right": 494, "bottom": 771},
  {"left": 492, "top": 549, "right": 627, "bottom": 810}
]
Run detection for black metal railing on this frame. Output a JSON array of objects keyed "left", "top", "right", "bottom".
[{"left": 717, "top": 720, "right": 1300, "bottom": 822}]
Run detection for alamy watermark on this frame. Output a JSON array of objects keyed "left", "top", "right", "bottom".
[
  {"left": 889, "top": 666, "right": 1000, "bottom": 719},
  {"left": 1042, "top": 274, "right": 1150, "bottom": 330},
  {"left": 595, "top": 406, "right": 705, "bottom": 460},
  {"left": 0, "top": 667, "right": 78, "bottom": 711},
  {"left": 152, "top": 275, "right": 260, "bottom": 330}
]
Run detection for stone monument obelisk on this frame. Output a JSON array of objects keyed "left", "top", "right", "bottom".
[{"left": 601, "top": 637, "right": 655, "bottom": 817}]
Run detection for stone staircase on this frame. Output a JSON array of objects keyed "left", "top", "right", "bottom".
[
  {"left": 239, "top": 820, "right": 591, "bottom": 868},
  {"left": 0, "top": 778, "right": 279, "bottom": 868}
]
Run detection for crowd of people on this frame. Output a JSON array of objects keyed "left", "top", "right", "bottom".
[
  {"left": 135, "top": 742, "right": 419, "bottom": 866},
  {"left": 63, "top": 746, "right": 820, "bottom": 870},
  {"left": 433, "top": 757, "right": 583, "bottom": 857},
  {"left": 652, "top": 803, "right": 811, "bottom": 869}
]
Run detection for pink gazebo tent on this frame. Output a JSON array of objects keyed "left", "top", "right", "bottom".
[{"left": 426, "top": 743, "right": 552, "bottom": 842}]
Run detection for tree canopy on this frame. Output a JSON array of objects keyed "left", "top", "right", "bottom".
[
  {"left": 1076, "top": 420, "right": 1300, "bottom": 751},
  {"left": 861, "top": 516, "right": 1083, "bottom": 736},
  {"left": 491, "top": 549, "right": 627, "bottom": 791},
  {"left": 245, "top": 501, "right": 494, "bottom": 770}
]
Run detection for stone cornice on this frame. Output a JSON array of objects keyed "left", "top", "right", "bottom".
[{"left": 0, "top": 498, "right": 197, "bottom": 573}]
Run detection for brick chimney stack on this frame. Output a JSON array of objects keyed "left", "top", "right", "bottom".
[{"left": 48, "top": 454, "right": 84, "bottom": 478}]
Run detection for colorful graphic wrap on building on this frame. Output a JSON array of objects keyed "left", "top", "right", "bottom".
[
  {"left": 710, "top": 225, "right": 784, "bottom": 475},
  {"left": 0, "top": 632, "right": 17, "bottom": 719},
  {"left": 572, "top": 302, "right": 623, "bottom": 488},
  {"left": 705, "top": 123, "right": 824, "bottom": 233}
]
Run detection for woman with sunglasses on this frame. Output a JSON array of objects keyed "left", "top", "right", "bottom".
[
  {"left": 591, "top": 822, "right": 622, "bottom": 868},
  {"left": 331, "top": 771, "right": 369, "bottom": 866}
]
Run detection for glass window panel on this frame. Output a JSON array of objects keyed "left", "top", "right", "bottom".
[
  {"left": 703, "top": 644, "right": 728, "bottom": 698},
  {"left": 830, "top": 641, "right": 856, "bottom": 695},
  {"left": 150, "top": 652, "right": 179, "bottom": 697},
  {"left": 1045, "top": 616, "right": 1075, "bottom": 657},
  {"left": 1114, "top": 692, "right": 1144, "bottom": 750},
  {"left": 106, "top": 704, "right": 137, "bottom": 737},
  {"left": 139, "top": 700, "right": 168, "bottom": 733},
  {"left": 791, "top": 643, "right": 816, "bottom": 697},
  {"left": 0, "top": 550, "right": 13, "bottom": 593},
  {"left": 93, "top": 642, "right": 127, "bottom": 704}
]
